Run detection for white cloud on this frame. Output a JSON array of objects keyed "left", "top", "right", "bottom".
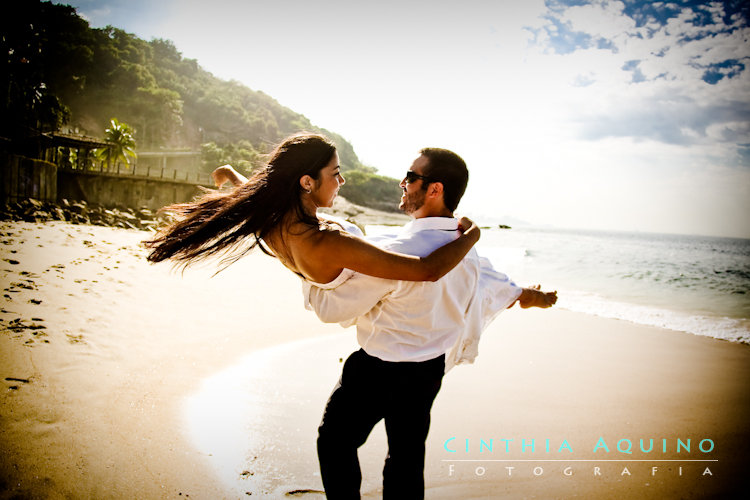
[
  {"left": 562, "top": 1, "right": 634, "bottom": 39},
  {"left": 523, "top": 0, "right": 749, "bottom": 151}
]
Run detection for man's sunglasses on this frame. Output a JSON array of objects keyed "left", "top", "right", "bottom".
[{"left": 404, "top": 171, "right": 433, "bottom": 184}]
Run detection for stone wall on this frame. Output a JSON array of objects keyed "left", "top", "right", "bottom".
[
  {"left": 1, "top": 154, "right": 57, "bottom": 204},
  {"left": 56, "top": 170, "right": 207, "bottom": 211},
  {"left": 2, "top": 153, "right": 211, "bottom": 211}
]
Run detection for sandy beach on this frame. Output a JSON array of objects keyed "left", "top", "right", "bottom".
[{"left": 1, "top": 220, "right": 749, "bottom": 499}]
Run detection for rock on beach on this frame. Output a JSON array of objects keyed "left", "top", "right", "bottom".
[{"left": 0, "top": 199, "right": 172, "bottom": 231}]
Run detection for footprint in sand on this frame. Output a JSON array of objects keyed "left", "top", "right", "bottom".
[
  {"left": 2, "top": 317, "right": 46, "bottom": 334},
  {"left": 66, "top": 334, "right": 86, "bottom": 345},
  {"left": 30, "top": 329, "right": 49, "bottom": 342},
  {"left": 5, "top": 377, "right": 30, "bottom": 391},
  {"left": 13, "top": 280, "right": 37, "bottom": 290},
  {"left": 6, "top": 281, "right": 36, "bottom": 292}
]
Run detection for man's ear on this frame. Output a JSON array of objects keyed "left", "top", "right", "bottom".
[{"left": 428, "top": 182, "right": 444, "bottom": 200}]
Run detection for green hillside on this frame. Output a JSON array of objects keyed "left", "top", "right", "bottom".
[{"left": 1, "top": 0, "right": 402, "bottom": 211}]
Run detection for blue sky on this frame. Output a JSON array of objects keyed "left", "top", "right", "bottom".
[{"left": 57, "top": 0, "right": 750, "bottom": 237}]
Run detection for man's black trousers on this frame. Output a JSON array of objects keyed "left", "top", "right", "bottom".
[{"left": 317, "top": 348, "right": 445, "bottom": 499}]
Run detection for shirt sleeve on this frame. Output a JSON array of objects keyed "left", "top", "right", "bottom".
[
  {"left": 303, "top": 273, "right": 397, "bottom": 326},
  {"left": 444, "top": 254, "right": 523, "bottom": 371},
  {"left": 318, "top": 214, "right": 364, "bottom": 237},
  {"left": 477, "top": 256, "right": 523, "bottom": 325}
]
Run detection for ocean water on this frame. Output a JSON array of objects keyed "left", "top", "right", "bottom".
[{"left": 367, "top": 225, "right": 750, "bottom": 344}]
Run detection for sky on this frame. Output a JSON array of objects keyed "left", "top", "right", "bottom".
[{"left": 59, "top": 0, "right": 749, "bottom": 238}]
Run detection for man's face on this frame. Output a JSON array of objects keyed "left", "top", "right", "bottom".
[{"left": 399, "top": 155, "right": 430, "bottom": 215}]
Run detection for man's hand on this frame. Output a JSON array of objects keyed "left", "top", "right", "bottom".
[
  {"left": 516, "top": 285, "right": 557, "bottom": 309},
  {"left": 211, "top": 165, "right": 246, "bottom": 188}
]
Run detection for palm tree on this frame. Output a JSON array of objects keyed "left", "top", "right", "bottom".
[{"left": 98, "top": 118, "right": 136, "bottom": 170}]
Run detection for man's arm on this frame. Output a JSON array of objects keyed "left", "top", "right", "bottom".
[{"left": 474, "top": 256, "right": 556, "bottom": 312}]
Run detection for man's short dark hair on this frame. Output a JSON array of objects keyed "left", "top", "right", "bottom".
[{"left": 419, "top": 148, "right": 468, "bottom": 212}]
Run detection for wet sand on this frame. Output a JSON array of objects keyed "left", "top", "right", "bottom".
[
  {"left": 1, "top": 221, "right": 749, "bottom": 499},
  {"left": 185, "top": 310, "right": 750, "bottom": 499}
]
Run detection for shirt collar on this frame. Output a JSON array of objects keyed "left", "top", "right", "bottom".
[{"left": 401, "top": 217, "right": 459, "bottom": 235}]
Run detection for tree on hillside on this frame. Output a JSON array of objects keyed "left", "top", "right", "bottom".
[
  {"left": 97, "top": 118, "right": 136, "bottom": 170},
  {"left": 3, "top": 2, "right": 401, "bottom": 214},
  {"left": 339, "top": 170, "right": 402, "bottom": 213},
  {"left": 1, "top": 1, "right": 85, "bottom": 137}
]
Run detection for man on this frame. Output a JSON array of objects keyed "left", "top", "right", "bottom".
[{"left": 304, "top": 148, "right": 557, "bottom": 499}]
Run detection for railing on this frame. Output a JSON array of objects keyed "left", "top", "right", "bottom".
[{"left": 57, "top": 160, "right": 213, "bottom": 185}]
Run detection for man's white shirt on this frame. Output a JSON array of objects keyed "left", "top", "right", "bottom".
[{"left": 303, "top": 217, "right": 522, "bottom": 371}]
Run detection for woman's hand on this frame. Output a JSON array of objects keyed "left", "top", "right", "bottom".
[
  {"left": 457, "top": 216, "right": 473, "bottom": 232},
  {"left": 457, "top": 216, "right": 481, "bottom": 243},
  {"left": 211, "top": 165, "right": 246, "bottom": 188}
]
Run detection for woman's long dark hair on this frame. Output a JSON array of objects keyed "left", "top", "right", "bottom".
[{"left": 144, "top": 133, "right": 337, "bottom": 268}]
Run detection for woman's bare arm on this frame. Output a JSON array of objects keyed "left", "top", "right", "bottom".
[
  {"left": 212, "top": 165, "right": 247, "bottom": 188},
  {"left": 300, "top": 218, "right": 480, "bottom": 283}
]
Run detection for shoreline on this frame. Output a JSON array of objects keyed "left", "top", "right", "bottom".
[
  {"left": 1, "top": 221, "right": 749, "bottom": 498},
  {"left": 319, "top": 195, "right": 411, "bottom": 229}
]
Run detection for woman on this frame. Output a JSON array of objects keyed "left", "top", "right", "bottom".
[{"left": 145, "top": 133, "right": 480, "bottom": 284}]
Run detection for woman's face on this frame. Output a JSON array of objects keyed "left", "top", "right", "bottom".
[{"left": 311, "top": 152, "right": 345, "bottom": 208}]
